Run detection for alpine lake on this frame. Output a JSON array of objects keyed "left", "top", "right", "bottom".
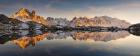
[{"left": 0, "top": 29, "right": 139, "bottom": 56}]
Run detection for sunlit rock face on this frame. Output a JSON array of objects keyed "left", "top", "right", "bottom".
[
  {"left": 12, "top": 8, "right": 31, "bottom": 19},
  {"left": 11, "top": 8, "right": 48, "bottom": 26},
  {"left": 72, "top": 31, "right": 130, "bottom": 42},
  {"left": 70, "top": 16, "right": 131, "bottom": 28}
]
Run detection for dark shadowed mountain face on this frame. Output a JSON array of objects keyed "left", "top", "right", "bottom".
[
  {"left": 0, "top": 14, "right": 46, "bottom": 30},
  {"left": 128, "top": 23, "right": 140, "bottom": 36},
  {"left": 0, "top": 14, "right": 23, "bottom": 24},
  {"left": 0, "top": 14, "right": 24, "bottom": 29}
]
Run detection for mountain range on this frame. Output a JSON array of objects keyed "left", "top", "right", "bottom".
[
  {"left": 70, "top": 16, "right": 130, "bottom": 28},
  {"left": 0, "top": 8, "right": 131, "bottom": 29}
]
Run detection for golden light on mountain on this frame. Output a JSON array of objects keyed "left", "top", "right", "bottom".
[{"left": 11, "top": 8, "right": 48, "bottom": 26}]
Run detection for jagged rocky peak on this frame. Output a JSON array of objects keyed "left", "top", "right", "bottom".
[
  {"left": 12, "top": 8, "right": 37, "bottom": 19},
  {"left": 12, "top": 8, "right": 30, "bottom": 18},
  {"left": 11, "top": 8, "right": 48, "bottom": 25}
]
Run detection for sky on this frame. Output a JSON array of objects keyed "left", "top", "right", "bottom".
[{"left": 0, "top": 0, "right": 140, "bottom": 24}]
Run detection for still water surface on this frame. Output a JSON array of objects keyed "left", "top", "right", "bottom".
[{"left": 0, "top": 30, "right": 140, "bottom": 56}]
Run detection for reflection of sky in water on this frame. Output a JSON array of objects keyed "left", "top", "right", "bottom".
[{"left": 0, "top": 31, "right": 140, "bottom": 56}]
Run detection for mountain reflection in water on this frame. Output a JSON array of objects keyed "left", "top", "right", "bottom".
[
  {"left": 0, "top": 30, "right": 130, "bottom": 48},
  {"left": 1, "top": 30, "right": 140, "bottom": 56}
]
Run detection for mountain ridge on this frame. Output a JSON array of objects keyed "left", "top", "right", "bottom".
[
  {"left": 70, "top": 16, "right": 131, "bottom": 28},
  {"left": 0, "top": 8, "right": 131, "bottom": 29}
]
